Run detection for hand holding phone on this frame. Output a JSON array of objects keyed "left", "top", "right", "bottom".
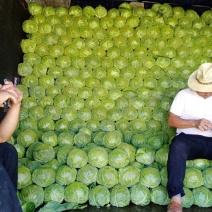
[{"left": 3, "top": 77, "right": 20, "bottom": 112}]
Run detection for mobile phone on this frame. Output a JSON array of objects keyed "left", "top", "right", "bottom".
[{"left": 3, "top": 77, "right": 20, "bottom": 112}]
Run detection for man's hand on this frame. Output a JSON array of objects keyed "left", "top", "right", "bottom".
[{"left": 195, "top": 118, "right": 212, "bottom": 131}]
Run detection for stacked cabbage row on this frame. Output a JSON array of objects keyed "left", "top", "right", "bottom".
[{"left": 15, "top": 2, "right": 212, "bottom": 210}]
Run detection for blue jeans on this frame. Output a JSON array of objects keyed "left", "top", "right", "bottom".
[
  {"left": 0, "top": 143, "right": 22, "bottom": 212},
  {"left": 167, "top": 133, "right": 212, "bottom": 198}
]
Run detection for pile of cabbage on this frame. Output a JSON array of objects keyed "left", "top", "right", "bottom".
[{"left": 14, "top": 1, "right": 212, "bottom": 211}]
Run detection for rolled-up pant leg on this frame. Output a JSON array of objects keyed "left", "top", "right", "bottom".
[
  {"left": 0, "top": 142, "right": 18, "bottom": 190},
  {"left": 167, "top": 133, "right": 212, "bottom": 198}
]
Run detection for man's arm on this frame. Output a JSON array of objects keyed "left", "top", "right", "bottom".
[{"left": 168, "top": 112, "right": 212, "bottom": 131}]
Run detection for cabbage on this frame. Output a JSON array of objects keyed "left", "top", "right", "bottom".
[
  {"left": 86, "top": 119, "right": 101, "bottom": 132},
  {"left": 44, "top": 184, "right": 64, "bottom": 203},
  {"left": 110, "top": 184, "right": 130, "bottom": 207},
  {"left": 136, "top": 147, "right": 155, "bottom": 165},
  {"left": 21, "top": 75, "right": 38, "bottom": 87},
  {"left": 184, "top": 168, "right": 204, "bottom": 188},
  {"left": 22, "top": 20, "right": 38, "bottom": 34},
  {"left": 69, "top": 118, "right": 85, "bottom": 132},
  {"left": 18, "top": 166, "right": 32, "bottom": 189},
  {"left": 45, "top": 159, "right": 61, "bottom": 170},
  {"left": 17, "top": 129, "right": 38, "bottom": 147},
  {"left": 102, "top": 98, "right": 115, "bottom": 110},
  {"left": 117, "top": 142, "right": 136, "bottom": 163},
  {"left": 155, "top": 144, "right": 169, "bottom": 166},
  {"left": 77, "top": 164, "right": 98, "bottom": 185},
  {"left": 55, "top": 119, "right": 69, "bottom": 133},
  {"left": 80, "top": 27, "right": 93, "bottom": 39},
  {"left": 160, "top": 166, "right": 168, "bottom": 187},
  {"left": 88, "top": 146, "right": 108, "bottom": 168},
  {"left": 118, "top": 165, "right": 140, "bottom": 187},
  {"left": 103, "top": 130, "right": 123, "bottom": 149},
  {"left": 41, "top": 55, "right": 56, "bottom": 68},
  {"left": 33, "top": 143, "right": 55, "bottom": 163},
  {"left": 93, "top": 86, "right": 108, "bottom": 100},
  {"left": 148, "top": 135, "right": 164, "bottom": 151},
  {"left": 57, "top": 145, "right": 75, "bottom": 164},
  {"left": 56, "top": 165, "right": 77, "bottom": 186},
  {"left": 108, "top": 8, "right": 120, "bottom": 18},
  {"left": 130, "top": 183, "right": 151, "bottom": 206},
  {"left": 19, "top": 184, "right": 44, "bottom": 207},
  {"left": 88, "top": 17, "right": 100, "bottom": 29},
  {"left": 151, "top": 185, "right": 170, "bottom": 205},
  {"left": 109, "top": 148, "right": 129, "bottom": 168},
  {"left": 99, "top": 16, "right": 113, "bottom": 29},
  {"left": 38, "top": 22, "right": 52, "bottom": 34},
  {"left": 69, "top": 5, "right": 82, "bottom": 17},
  {"left": 32, "top": 165, "right": 56, "bottom": 187},
  {"left": 182, "top": 187, "right": 194, "bottom": 208},
  {"left": 82, "top": 143, "right": 97, "bottom": 153},
  {"left": 97, "top": 166, "right": 119, "bottom": 188},
  {"left": 115, "top": 119, "right": 129, "bottom": 132},
  {"left": 56, "top": 55, "right": 71, "bottom": 68},
  {"left": 92, "top": 106, "right": 107, "bottom": 121},
  {"left": 193, "top": 159, "right": 210, "bottom": 170},
  {"left": 21, "top": 39, "right": 37, "bottom": 54},
  {"left": 28, "top": 2, "right": 43, "bottom": 15},
  {"left": 52, "top": 134, "right": 70, "bottom": 149},
  {"left": 41, "top": 131, "right": 58, "bottom": 147},
  {"left": 29, "top": 85, "right": 45, "bottom": 99},
  {"left": 42, "top": 6, "right": 55, "bottom": 16},
  {"left": 139, "top": 167, "right": 161, "bottom": 188},
  {"left": 43, "top": 15, "right": 57, "bottom": 25},
  {"left": 73, "top": 131, "right": 91, "bottom": 148},
  {"left": 131, "top": 133, "right": 147, "bottom": 148},
  {"left": 193, "top": 186, "right": 212, "bottom": 207},
  {"left": 44, "top": 105, "right": 62, "bottom": 120},
  {"left": 14, "top": 143, "right": 25, "bottom": 159},
  {"left": 70, "top": 97, "right": 84, "bottom": 110},
  {"left": 109, "top": 89, "right": 122, "bottom": 100},
  {"left": 92, "top": 131, "right": 105, "bottom": 146},
  {"left": 201, "top": 10, "right": 212, "bottom": 24},
  {"left": 89, "top": 185, "right": 110, "bottom": 207},
  {"left": 202, "top": 167, "right": 212, "bottom": 189},
  {"left": 64, "top": 182, "right": 89, "bottom": 204},
  {"left": 82, "top": 6, "right": 95, "bottom": 19},
  {"left": 74, "top": 16, "right": 88, "bottom": 28},
  {"left": 66, "top": 148, "right": 88, "bottom": 168},
  {"left": 130, "top": 118, "right": 147, "bottom": 132}
]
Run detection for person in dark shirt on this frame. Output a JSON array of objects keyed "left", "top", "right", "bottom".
[{"left": 0, "top": 80, "right": 23, "bottom": 212}]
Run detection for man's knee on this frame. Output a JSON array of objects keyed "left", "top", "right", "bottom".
[
  {"left": 168, "top": 134, "right": 189, "bottom": 160},
  {"left": 0, "top": 142, "right": 18, "bottom": 161},
  {"left": 170, "top": 136, "right": 187, "bottom": 152}
]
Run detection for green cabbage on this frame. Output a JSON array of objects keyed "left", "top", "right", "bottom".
[
  {"left": 110, "top": 184, "right": 130, "bottom": 207},
  {"left": 130, "top": 183, "right": 151, "bottom": 206},
  {"left": 88, "top": 185, "right": 110, "bottom": 207},
  {"left": 64, "top": 182, "right": 89, "bottom": 204}
]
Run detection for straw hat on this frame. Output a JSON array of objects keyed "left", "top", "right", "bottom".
[{"left": 188, "top": 63, "right": 212, "bottom": 92}]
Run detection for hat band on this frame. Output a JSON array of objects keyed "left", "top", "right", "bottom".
[{"left": 196, "top": 77, "right": 212, "bottom": 85}]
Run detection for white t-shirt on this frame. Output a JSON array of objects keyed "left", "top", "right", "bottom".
[{"left": 170, "top": 88, "right": 212, "bottom": 137}]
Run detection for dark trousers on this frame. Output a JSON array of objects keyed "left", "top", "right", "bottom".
[
  {"left": 0, "top": 143, "right": 22, "bottom": 212},
  {"left": 167, "top": 133, "right": 212, "bottom": 198}
]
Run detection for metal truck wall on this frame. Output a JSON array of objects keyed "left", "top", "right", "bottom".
[{"left": 0, "top": 0, "right": 29, "bottom": 120}]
